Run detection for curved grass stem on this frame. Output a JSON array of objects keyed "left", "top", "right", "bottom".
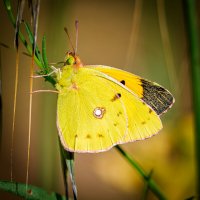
[{"left": 115, "top": 146, "right": 166, "bottom": 200}]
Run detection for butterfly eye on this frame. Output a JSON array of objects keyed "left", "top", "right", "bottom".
[
  {"left": 93, "top": 107, "right": 106, "bottom": 119},
  {"left": 65, "top": 54, "right": 75, "bottom": 65}
]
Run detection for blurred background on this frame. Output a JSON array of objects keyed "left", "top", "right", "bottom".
[{"left": 0, "top": 0, "right": 197, "bottom": 199}]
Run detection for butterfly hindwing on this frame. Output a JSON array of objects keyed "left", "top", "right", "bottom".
[{"left": 57, "top": 67, "right": 127, "bottom": 152}]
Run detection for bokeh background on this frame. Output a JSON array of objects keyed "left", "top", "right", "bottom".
[{"left": 0, "top": 0, "right": 198, "bottom": 199}]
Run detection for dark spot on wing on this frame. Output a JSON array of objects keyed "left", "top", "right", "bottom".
[
  {"left": 141, "top": 79, "right": 174, "bottom": 115},
  {"left": 86, "top": 134, "right": 91, "bottom": 139},
  {"left": 120, "top": 80, "right": 125, "bottom": 85},
  {"left": 149, "top": 108, "right": 152, "bottom": 114},
  {"left": 75, "top": 134, "right": 78, "bottom": 138},
  {"left": 141, "top": 121, "right": 146, "bottom": 125},
  {"left": 98, "top": 134, "right": 104, "bottom": 138},
  {"left": 117, "top": 111, "right": 122, "bottom": 117},
  {"left": 114, "top": 122, "right": 118, "bottom": 126},
  {"left": 111, "top": 93, "right": 122, "bottom": 102},
  {"left": 117, "top": 93, "right": 121, "bottom": 98}
]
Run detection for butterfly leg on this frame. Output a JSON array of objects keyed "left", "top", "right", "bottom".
[
  {"left": 31, "top": 65, "right": 60, "bottom": 94},
  {"left": 31, "top": 90, "right": 59, "bottom": 94},
  {"left": 31, "top": 65, "right": 61, "bottom": 78}
]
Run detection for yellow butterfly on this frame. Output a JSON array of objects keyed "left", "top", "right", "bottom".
[{"left": 55, "top": 52, "right": 174, "bottom": 153}]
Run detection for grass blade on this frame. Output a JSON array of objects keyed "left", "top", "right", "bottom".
[
  {"left": 32, "top": 0, "right": 40, "bottom": 53},
  {"left": 115, "top": 145, "right": 166, "bottom": 200},
  {"left": 183, "top": 0, "right": 200, "bottom": 195},
  {"left": 0, "top": 47, "right": 2, "bottom": 151},
  {"left": 0, "top": 180, "right": 66, "bottom": 200},
  {"left": 42, "top": 35, "right": 49, "bottom": 70},
  {"left": 23, "top": 22, "right": 44, "bottom": 66},
  {"left": 15, "top": 0, "right": 25, "bottom": 49}
]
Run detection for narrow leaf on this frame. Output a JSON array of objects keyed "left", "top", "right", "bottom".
[
  {"left": 0, "top": 180, "right": 66, "bottom": 200},
  {"left": 32, "top": 0, "right": 40, "bottom": 53},
  {"left": 0, "top": 47, "right": 2, "bottom": 151},
  {"left": 15, "top": 0, "right": 25, "bottom": 49},
  {"left": 24, "top": 22, "right": 44, "bottom": 67},
  {"left": 0, "top": 43, "right": 10, "bottom": 49},
  {"left": 42, "top": 35, "right": 49, "bottom": 70}
]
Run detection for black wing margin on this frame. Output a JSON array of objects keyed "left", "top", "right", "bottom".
[{"left": 141, "top": 79, "right": 174, "bottom": 115}]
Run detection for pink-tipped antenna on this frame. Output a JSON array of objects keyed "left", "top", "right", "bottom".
[
  {"left": 64, "top": 27, "right": 75, "bottom": 54},
  {"left": 75, "top": 20, "right": 79, "bottom": 55}
]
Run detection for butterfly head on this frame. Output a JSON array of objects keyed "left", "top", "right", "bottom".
[{"left": 64, "top": 52, "right": 83, "bottom": 68}]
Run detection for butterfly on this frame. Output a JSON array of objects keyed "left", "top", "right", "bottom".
[{"left": 55, "top": 52, "right": 174, "bottom": 153}]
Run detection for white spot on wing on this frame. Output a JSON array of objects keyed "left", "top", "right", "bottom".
[{"left": 93, "top": 107, "right": 106, "bottom": 119}]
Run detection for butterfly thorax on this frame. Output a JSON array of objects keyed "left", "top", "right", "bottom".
[{"left": 55, "top": 52, "right": 83, "bottom": 92}]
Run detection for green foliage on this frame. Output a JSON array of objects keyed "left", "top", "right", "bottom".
[{"left": 0, "top": 180, "right": 66, "bottom": 200}]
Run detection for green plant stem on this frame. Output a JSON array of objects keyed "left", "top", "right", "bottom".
[
  {"left": 141, "top": 170, "right": 153, "bottom": 200},
  {"left": 0, "top": 48, "right": 2, "bottom": 150},
  {"left": 183, "top": 0, "right": 200, "bottom": 195},
  {"left": 59, "top": 140, "right": 69, "bottom": 199},
  {"left": 115, "top": 146, "right": 166, "bottom": 200}
]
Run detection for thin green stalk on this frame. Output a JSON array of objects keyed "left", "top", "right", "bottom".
[
  {"left": 58, "top": 140, "right": 69, "bottom": 199},
  {"left": 0, "top": 47, "right": 2, "bottom": 151},
  {"left": 183, "top": 0, "right": 200, "bottom": 195},
  {"left": 141, "top": 170, "right": 153, "bottom": 200},
  {"left": 42, "top": 36, "right": 49, "bottom": 70},
  {"left": 115, "top": 146, "right": 166, "bottom": 200}
]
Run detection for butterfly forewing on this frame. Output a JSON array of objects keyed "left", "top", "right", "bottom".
[
  {"left": 85, "top": 67, "right": 163, "bottom": 143},
  {"left": 90, "top": 65, "right": 174, "bottom": 115}
]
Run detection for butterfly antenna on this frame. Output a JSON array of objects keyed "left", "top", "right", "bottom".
[
  {"left": 75, "top": 20, "right": 79, "bottom": 55},
  {"left": 64, "top": 27, "right": 75, "bottom": 54}
]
